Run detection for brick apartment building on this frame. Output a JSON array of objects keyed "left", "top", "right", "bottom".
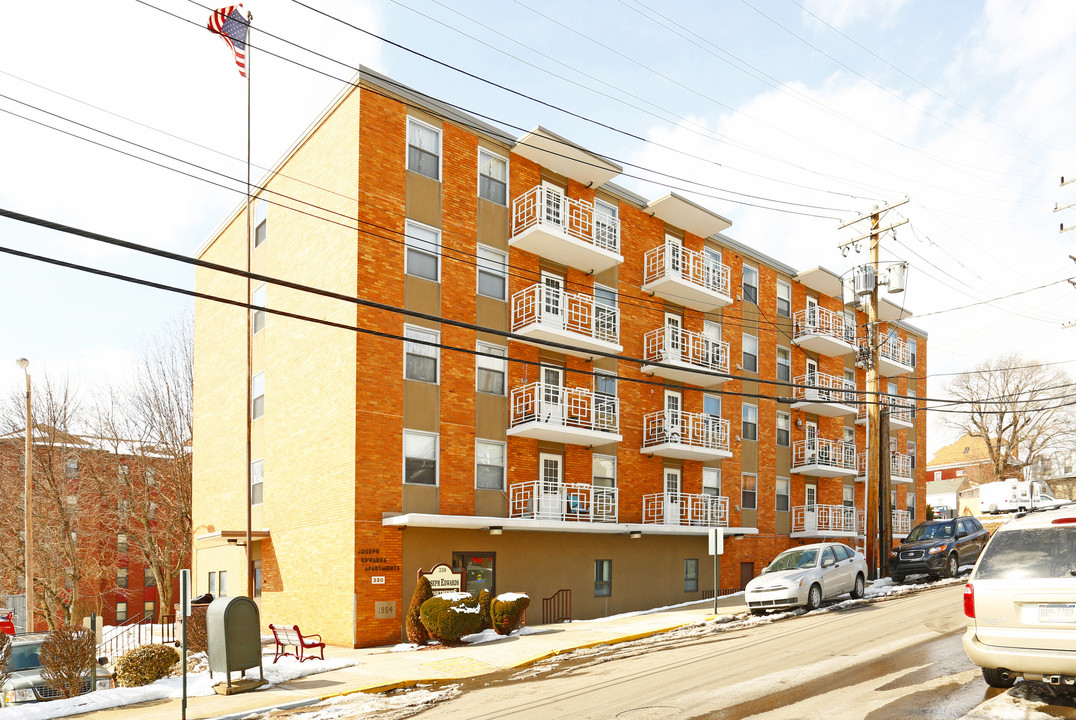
[
  {"left": 192, "top": 68, "right": 928, "bottom": 648},
  {"left": 0, "top": 426, "right": 183, "bottom": 630}
]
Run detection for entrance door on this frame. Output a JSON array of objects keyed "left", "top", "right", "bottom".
[
  {"left": 739, "top": 562, "right": 755, "bottom": 591},
  {"left": 664, "top": 468, "right": 682, "bottom": 525},
  {"left": 540, "top": 366, "right": 563, "bottom": 424},
  {"left": 538, "top": 453, "right": 563, "bottom": 519},
  {"left": 452, "top": 552, "right": 495, "bottom": 598},
  {"left": 541, "top": 271, "right": 564, "bottom": 327},
  {"left": 703, "top": 320, "right": 722, "bottom": 369},
  {"left": 542, "top": 181, "right": 565, "bottom": 228},
  {"left": 805, "top": 296, "right": 819, "bottom": 332},
  {"left": 805, "top": 483, "right": 818, "bottom": 532},
  {"left": 805, "top": 359, "right": 819, "bottom": 401},
  {"left": 664, "top": 312, "right": 683, "bottom": 362},
  {"left": 666, "top": 234, "right": 683, "bottom": 276},
  {"left": 664, "top": 390, "right": 682, "bottom": 444},
  {"left": 805, "top": 421, "right": 818, "bottom": 462}
]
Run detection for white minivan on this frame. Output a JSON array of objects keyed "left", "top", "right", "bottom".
[{"left": 962, "top": 506, "right": 1076, "bottom": 688}]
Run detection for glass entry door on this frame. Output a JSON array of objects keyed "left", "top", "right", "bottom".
[
  {"left": 664, "top": 468, "right": 682, "bottom": 525},
  {"left": 452, "top": 552, "right": 495, "bottom": 598}
]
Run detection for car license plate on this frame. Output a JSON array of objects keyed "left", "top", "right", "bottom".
[{"left": 1038, "top": 604, "right": 1076, "bottom": 623}]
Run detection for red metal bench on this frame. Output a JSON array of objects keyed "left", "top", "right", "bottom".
[{"left": 268, "top": 623, "right": 325, "bottom": 663}]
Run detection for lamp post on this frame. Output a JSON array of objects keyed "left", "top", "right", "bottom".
[{"left": 16, "top": 357, "right": 32, "bottom": 632}]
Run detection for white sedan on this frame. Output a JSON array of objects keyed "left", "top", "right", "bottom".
[{"left": 745, "top": 542, "right": 868, "bottom": 615}]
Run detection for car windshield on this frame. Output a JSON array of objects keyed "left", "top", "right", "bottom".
[
  {"left": 976, "top": 527, "right": 1076, "bottom": 580},
  {"left": 7, "top": 643, "right": 41, "bottom": 672},
  {"left": 907, "top": 522, "right": 954, "bottom": 542},
  {"left": 764, "top": 548, "right": 819, "bottom": 572}
]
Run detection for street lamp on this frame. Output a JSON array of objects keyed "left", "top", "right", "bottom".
[{"left": 16, "top": 357, "right": 32, "bottom": 632}]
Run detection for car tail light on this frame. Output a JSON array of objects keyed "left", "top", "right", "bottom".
[
  {"left": 964, "top": 583, "right": 975, "bottom": 618},
  {"left": 1052, "top": 517, "right": 1076, "bottom": 524}
]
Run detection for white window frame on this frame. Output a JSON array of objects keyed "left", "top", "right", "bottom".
[
  {"left": 252, "top": 372, "right": 265, "bottom": 420},
  {"left": 741, "top": 473, "right": 758, "bottom": 510},
  {"left": 476, "top": 244, "right": 508, "bottom": 300},
  {"left": 403, "top": 429, "right": 439, "bottom": 486},
  {"left": 909, "top": 337, "right": 918, "bottom": 367},
  {"left": 404, "top": 220, "right": 441, "bottom": 282},
  {"left": 251, "top": 459, "right": 263, "bottom": 506},
  {"left": 776, "top": 476, "right": 790, "bottom": 512},
  {"left": 742, "top": 264, "right": 759, "bottom": 304},
  {"left": 406, "top": 116, "right": 441, "bottom": 181},
  {"left": 776, "top": 346, "right": 791, "bottom": 382},
  {"left": 702, "top": 467, "right": 721, "bottom": 497},
  {"left": 776, "top": 411, "right": 790, "bottom": 447},
  {"left": 404, "top": 325, "right": 440, "bottom": 384},
  {"left": 476, "top": 341, "right": 506, "bottom": 395},
  {"left": 593, "top": 454, "right": 617, "bottom": 487},
  {"left": 478, "top": 148, "right": 508, "bottom": 205},
  {"left": 743, "top": 333, "right": 758, "bottom": 373},
  {"left": 908, "top": 441, "right": 917, "bottom": 470},
  {"left": 252, "top": 283, "right": 266, "bottom": 335},
  {"left": 742, "top": 403, "right": 758, "bottom": 441},
  {"left": 254, "top": 198, "right": 267, "bottom": 248},
  {"left": 776, "top": 279, "right": 791, "bottom": 317},
  {"left": 475, "top": 439, "right": 506, "bottom": 490}
]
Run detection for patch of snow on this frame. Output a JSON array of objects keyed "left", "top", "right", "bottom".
[
  {"left": 437, "top": 592, "right": 472, "bottom": 602},
  {"left": 496, "top": 592, "right": 528, "bottom": 601},
  {"left": 579, "top": 593, "right": 744, "bottom": 623}
]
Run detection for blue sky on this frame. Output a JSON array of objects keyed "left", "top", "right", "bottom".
[{"left": 2, "top": 0, "right": 1075, "bottom": 453}]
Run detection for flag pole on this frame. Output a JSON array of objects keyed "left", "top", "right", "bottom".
[{"left": 245, "top": 7, "right": 254, "bottom": 599}]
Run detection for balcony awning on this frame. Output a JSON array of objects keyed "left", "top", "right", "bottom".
[
  {"left": 513, "top": 126, "right": 621, "bottom": 188},
  {"left": 195, "top": 529, "right": 271, "bottom": 543},
  {"left": 646, "top": 193, "right": 732, "bottom": 238},
  {"left": 382, "top": 513, "right": 758, "bottom": 537}
]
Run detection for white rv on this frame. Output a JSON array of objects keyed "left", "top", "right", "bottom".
[{"left": 978, "top": 479, "right": 1065, "bottom": 514}]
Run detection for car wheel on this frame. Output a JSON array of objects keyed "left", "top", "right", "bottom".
[
  {"left": 851, "top": 573, "right": 865, "bottom": 599},
  {"left": 946, "top": 554, "right": 959, "bottom": 578},
  {"left": 805, "top": 583, "right": 822, "bottom": 611},
  {"left": 981, "top": 667, "right": 1016, "bottom": 689},
  {"left": 891, "top": 573, "right": 905, "bottom": 584},
  {"left": 750, "top": 608, "right": 766, "bottom": 617}
]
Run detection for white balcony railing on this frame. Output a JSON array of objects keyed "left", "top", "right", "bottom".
[
  {"left": 792, "top": 439, "right": 857, "bottom": 474},
  {"left": 857, "top": 452, "right": 913, "bottom": 483},
  {"left": 509, "top": 481, "right": 618, "bottom": 522},
  {"left": 512, "top": 185, "right": 620, "bottom": 252},
  {"left": 792, "top": 504, "right": 858, "bottom": 534},
  {"left": 643, "top": 326, "right": 729, "bottom": 378},
  {"left": 509, "top": 382, "right": 619, "bottom": 434},
  {"left": 857, "top": 395, "right": 914, "bottom": 427},
  {"left": 793, "top": 307, "right": 856, "bottom": 352},
  {"left": 880, "top": 335, "right": 912, "bottom": 367},
  {"left": 642, "top": 242, "right": 731, "bottom": 298},
  {"left": 857, "top": 509, "right": 912, "bottom": 536},
  {"left": 642, "top": 492, "right": 728, "bottom": 527},
  {"left": 792, "top": 372, "right": 857, "bottom": 406},
  {"left": 641, "top": 411, "right": 730, "bottom": 454},
  {"left": 511, "top": 283, "right": 620, "bottom": 344}
]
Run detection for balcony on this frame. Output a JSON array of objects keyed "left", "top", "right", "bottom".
[
  {"left": 856, "top": 396, "right": 914, "bottom": 432},
  {"left": 790, "top": 372, "right": 858, "bottom": 417},
  {"left": 508, "top": 382, "right": 622, "bottom": 444},
  {"left": 861, "top": 336, "right": 914, "bottom": 377},
  {"left": 792, "top": 439, "right": 857, "bottom": 478},
  {"left": 640, "top": 326, "right": 729, "bottom": 386},
  {"left": 642, "top": 492, "right": 728, "bottom": 527},
  {"left": 510, "top": 185, "right": 622, "bottom": 273},
  {"left": 792, "top": 307, "right": 856, "bottom": 356},
  {"left": 640, "top": 411, "right": 731, "bottom": 461},
  {"left": 791, "top": 504, "right": 857, "bottom": 538},
  {"left": 641, "top": 242, "right": 732, "bottom": 312},
  {"left": 511, "top": 283, "right": 622, "bottom": 357},
  {"left": 509, "top": 481, "right": 618, "bottom": 523},
  {"left": 856, "top": 452, "right": 914, "bottom": 484},
  {"left": 858, "top": 509, "right": 912, "bottom": 537}
]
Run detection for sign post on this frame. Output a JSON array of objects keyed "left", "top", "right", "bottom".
[
  {"left": 180, "top": 569, "right": 191, "bottom": 720},
  {"left": 709, "top": 528, "right": 724, "bottom": 614}
]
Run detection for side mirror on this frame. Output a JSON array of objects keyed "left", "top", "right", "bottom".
[
  {"left": 822, "top": 558, "right": 834, "bottom": 568},
  {"left": 97, "top": 656, "right": 108, "bottom": 666},
  {"left": 955, "top": 530, "right": 967, "bottom": 539}
]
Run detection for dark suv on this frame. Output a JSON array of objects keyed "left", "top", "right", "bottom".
[{"left": 889, "top": 516, "right": 989, "bottom": 582}]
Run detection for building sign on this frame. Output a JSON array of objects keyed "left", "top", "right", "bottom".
[
  {"left": 421, "top": 563, "right": 462, "bottom": 595},
  {"left": 371, "top": 576, "right": 385, "bottom": 585},
  {"left": 358, "top": 547, "right": 400, "bottom": 573}
]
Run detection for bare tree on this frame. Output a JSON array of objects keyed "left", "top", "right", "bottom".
[{"left": 943, "top": 354, "right": 1076, "bottom": 483}]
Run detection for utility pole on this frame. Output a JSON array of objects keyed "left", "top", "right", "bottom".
[{"left": 837, "top": 199, "right": 908, "bottom": 579}]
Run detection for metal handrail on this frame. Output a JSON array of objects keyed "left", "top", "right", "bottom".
[
  {"left": 511, "top": 283, "right": 620, "bottom": 344},
  {"left": 642, "top": 326, "right": 728, "bottom": 375},
  {"left": 792, "top": 438, "right": 857, "bottom": 472},
  {"left": 511, "top": 185, "right": 620, "bottom": 252},
  {"left": 792, "top": 504, "right": 857, "bottom": 533},
  {"left": 642, "top": 492, "right": 728, "bottom": 527},
  {"left": 641, "top": 411, "right": 729, "bottom": 453},
  {"left": 793, "top": 306, "right": 855, "bottom": 345},
  {"left": 510, "top": 382, "right": 619, "bottom": 433},
  {"left": 792, "top": 372, "right": 857, "bottom": 405},
  {"left": 642, "top": 242, "right": 730, "bottom": 297},
  {"left": 509, "top": 481, "right": 619, "bottom": 522}
]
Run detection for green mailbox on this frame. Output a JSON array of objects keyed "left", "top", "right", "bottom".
[{"left": 206, "top": 596, "right": 263, "bottom": 689}]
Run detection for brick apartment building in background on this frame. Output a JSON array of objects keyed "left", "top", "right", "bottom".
[
  {"left": 192, "top": 68, "right": 928, "bottom": 648},
  {"left": 0, "top": 426, "right": 184, "bottom": 631}
]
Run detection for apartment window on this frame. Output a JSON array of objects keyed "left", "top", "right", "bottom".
[
  {"left": 908, "top": 389, "right": 917, "bottom": 419},
  {"left": 252, "top": 283, "right": 266, "bottom": 334},
  {"left": 219, "top": 570, "right": 228, "bottom": 597},
  {"left": 65, "top": 457, "right": 79, "bottom": 477},
  {"left": 252, "top": 372, "right": 265, "bottom": 419},
  {"left": 684, "top": 559, "right": 699, "bottom": 593},
  {"left": 742, "top": 334, "right": 758, "bottom": 373},
  {"left": 742, "top": 403, "right": 758, "bottom": 441},
  {"left": 254, "top": 198, "right": 267, "bottom": 248},
  {"left": 741, "top": 473, "right": 757, "bottom": 510},
  {"left": 909, "top": 337, "right": 918, "bottom": 367},
  {"left": 844, "top": 484, "right": 855, "bottom": 507},
  {"left": 251, "top": 459, "right": 264, "bottom": 505},
  {"left": 776, "top": 346, "right": 791, "bottom": 382},
  {"left": 145, "top": 468, "right": 156, "bottom": 487},
  {"left": 476, "top": 342, "right": 506, "bottom": 395},
  {"left": 594, "top": 559, "right": 612, "bottom": 597},
  {"left": 594, "top": 199, "right": 619, "bottom": 249},
  {"left": 844, "top": 425, "right": 855, "bottom": 446},
  {"left": 208, "top": 572, "right": 217, "bottom": 596},
  {"left": 404, "top": 325, "right": 440, "bottom": 383},
  {"left": 933, "top": 470, "right": 941, "bottom": 481},
  {"left": 118, "top": 464, "right": 129, "bottom": 481},
  {"left": 148, "top": 502, "right": 157, "bottom": 521},
  {"left": 404, "top": 430, "right": 438, "bottom": 486},
  {"left": 908, "top": 441, "right": 917, "bottom": 470},
  {"left": 116, "top": 602, "right": 128, "bottom": 623},
  {"left": 404, "top": 220, "right": 441, "bottom": 281},
  {"left": 117, "top": 532, "right": 128, "bottom": 554},
  {"left": 702, "top": 467, "right": 721, "bottom": 497},
  {"left": 776, "top": 412, "right": 790, "bottom": 447},
  {"left": 144, "top": 566, "right": 156, "bottom": 588},
  {"left": 476, "top": 440, "right": 505, "bottom": 490},
  {"left": 956, "top": 469, "right": 966, "bottom": 477},
  {"left": 478, "top": 149, "right": 508, "bottom": 204},
  {"left": 595, "top": 372, "right": 617, "bottom": 431},
  {"left": 407, "top": 117, "right": 441, "bottom": 180},
  {"left": 776, "top": 477, "right": 790, "bottom": 512},
  {"left": 253, "top": 560, "right": 262, "bottom": 598},
  {"left": 593, "top": 284, "right": 618, "bottom": 343},
  {"left": 116, "top": 567, "right": 128, "bottom": 588},
  {"left": 742, "top": 264, "right": 758, "bottom": 304},
  {"left": 144, "top": 601, "right": 156, "bottom": 621},
  {"left": 66, "top": 495, "right": 78, "bottom": 512},
  {"left": 908, "top": 490, "right": 916, "bottom": 520},
  {"left": 18, "top": 454, "right": 25, "bottom": 473},
  {"left": 477, "top": 245, "right": 508, "bottom": 300},
  {"left": 593, "top": 454, "right": 616, "bottom": 489},
  {"left": 776, "top": 280, "right": 791, "bottom": 317}
]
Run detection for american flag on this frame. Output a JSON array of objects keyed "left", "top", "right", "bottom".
[{"left": 207, "top": 5, "right": 249, "bottom": 77}]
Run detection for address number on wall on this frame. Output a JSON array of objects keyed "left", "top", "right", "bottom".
[{"left": 371, "top": 576, "right": 385, "bottom": 584}]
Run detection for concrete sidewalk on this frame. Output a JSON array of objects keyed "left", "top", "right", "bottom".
[{"left": 80, "top": 595, "right": 748, "bottom": 720}]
